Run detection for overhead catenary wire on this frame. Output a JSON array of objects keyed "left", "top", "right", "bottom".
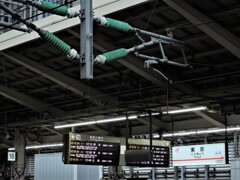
[
  {"left": 0, "top": 1, "right": 238, "bottom": 114},
  {"left": 12, "top": 0, "right": 79, "bottom": 17},
  {"left": 0, "top": 0, "right": 78, "bottom": 32},
  {"left": 0, "top": 2, "right": 80, "bottom": 60}
]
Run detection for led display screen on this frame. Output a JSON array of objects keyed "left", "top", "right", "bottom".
[
  {"left": 126, "top": 139, "right": 170, "bottom": 167},
  {"left": 63, "top": 133, "right": 120, "bottom": 166}
]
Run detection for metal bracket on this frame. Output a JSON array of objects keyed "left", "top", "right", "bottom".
[
  {"left": 166, "top": 27, "right": 175, "bottom": 39},
  {"left": 135, "top": 30, "right": 145, "bottom": 43},
  {"left": 144, "top": 60, "right": 158, "bottom": 69},
  {"left": 79, "top": 9, "right": 85, "bottom": 20}
]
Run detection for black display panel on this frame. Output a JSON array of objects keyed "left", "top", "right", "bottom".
[
  {"left": 126, "top": 145, "right": 170, "bottom": 167},
  {"left": 63, "top": 133, "right": 120, "bottom": 166}
]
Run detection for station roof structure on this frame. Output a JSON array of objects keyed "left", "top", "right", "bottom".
[{"left": 0, "top": 0, "right": 240, "bottom": 146}]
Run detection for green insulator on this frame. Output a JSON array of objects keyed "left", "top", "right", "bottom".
[
  {"left": 103, "top": 48, "right": 128, "bottom": 62},
  {"left": 39, "top": 0, "right": 68, "bottom": 16},
  {"left": 43, "top": 31, "right": 71, "bottom": 55},
  {"left": 106, "top": 18, "right": 131, "bottom": 32}
]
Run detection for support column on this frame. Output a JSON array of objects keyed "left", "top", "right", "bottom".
[
  {"left": 204, "top": 138, "right": 209, "bottom": 180},
  {"left": 80, "top": 0, "right": 93, "bottom": 79},
  {"left": 14, "top": 129, "right": 26, "bottom": 180},
  {"left": 174, "top": 166, "right": 179, "bottom": 180},
  {"left": 239, "top": 134, "right": 240, "bottom": 156},
  {"left": 152, "top": 167, "right": 156, "bottom": 180},
  {"left": 204, "top": 165, "right": 209, "bottom": 180},
  {"left": 234, "top": 133, "right": 238, "bottom": 158},
  {"left": 129, "top": 166, "right": 133, "bottom": 179},
  {"left": 180, "top": 166, "right": 185, "bottom": 180}
]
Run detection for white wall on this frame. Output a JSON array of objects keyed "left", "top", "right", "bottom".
[
  {"left": 35, "top": 153, "right": 76, "bottom": 180},
  {"left": 34, "top": 153, "right": 102, "bottom": 180}
]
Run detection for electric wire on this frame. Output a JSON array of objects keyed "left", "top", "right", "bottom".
[
  {"left": 144, "top": 0, "right": 158, "bottom": 30},
  {"left": 0, "top": 1, "right": 240, "bottom": 115},
  {"left": 0, "top": 0, "right": 78, "bottom": 32}
]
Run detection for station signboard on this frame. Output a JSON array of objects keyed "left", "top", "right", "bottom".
[{"left": 172, "top": 143, "right": 228, "bottom": 166}]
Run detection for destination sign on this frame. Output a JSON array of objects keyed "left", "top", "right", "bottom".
[
  {"left": 63, "top": 133, "right": 120, "bottom": 166},
  {"left": 127, "top": 145, "right": 170, "bottom": 167}
]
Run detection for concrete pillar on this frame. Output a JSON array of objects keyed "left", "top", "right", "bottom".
[
  {"left": 14, "top": 129, "right": 26, "bottom": 180},
  {"left": 174, "top": 166, "right": 179, "bottom": 180}
]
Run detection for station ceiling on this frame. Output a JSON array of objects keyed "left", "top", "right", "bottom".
[{"left": 0, "top": 0, "right": 240, "bottom": 146}]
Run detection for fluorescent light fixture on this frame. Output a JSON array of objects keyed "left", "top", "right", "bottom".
[
  {"left": 228, "top": 127, "right": 240, "bottom": 131},
  {"left": 96, "top": 116, "right": 126, "bottom": 123},
  {"left": 151, "top": 112, "right": 160, "bottom": 116},
  {"left": 26, "top": 143, "right": 63, "bottom": 149},
  {"left": 8, "top": 143, "right": 63, "bottom": 151},
  {"left": 160, "top": 126, "right": 240, "bottom": 137},
  {"left": 54, "top": 106, "right": 206, "bottom": 129},
  {"left": 164, "top": 106, "right": 206, "bottom": 114},
  {"left": 54, "top": 121, "right": 96, "bottom": 129},
  {"left": 162, "top": 131, "right": 197, "bottom": 137},
  {"left": 139, "top": 113, "right": 148, "bottom": 117},
  {"left": 197, "top": 129, "right": 224, "bottom": 134},
  {"left": 55, "top": 115, "right": 138, "bottom": 129}
]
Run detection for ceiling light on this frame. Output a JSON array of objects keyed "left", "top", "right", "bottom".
[
  {"left": 54, "top": 106, "right": 206, "bottom": 129},
  {"left": 54, "top": 115, "right": 138, "bottom": 129},
  {"left": 26, "top": 143, "right": 63, "bottom": 149},
  {"left": 197, "top": 129, "right": 224, "bottom": 134},
  {"left": 55, "top": 121, "right": 96, "bottom": 129},
  {"left": 8, "top": 143, "right": 63, "bottom": 151},
  {"left": 162, "top": 131, "right": 197, "bottom": 137},
  {"left": 160, "top": 126, "right": 240, "bottom": 137},
  {"left": 163, "top": 106, "right": 206, "bottom": 114}
]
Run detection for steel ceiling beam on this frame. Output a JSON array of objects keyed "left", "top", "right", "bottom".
[
  {"left": 163, "top": 0, "right": 240, "bottom": 59},
  {"left": 194, "top": 111, "right": 225, "bottom": 128},
  {"left": 0, "top": 86, "right": 63, "bottom": 116},
  {"left": 42, "top": 126, "right": 62, "bottom": 135},
  {"left": 137, "top": 117, "right": 164, "bottom": 130},
  {"left": 1, "top": 51, "right": 118, "bottom": 107}
]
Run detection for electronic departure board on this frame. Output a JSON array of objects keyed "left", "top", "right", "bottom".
[
  {"left": 63, "top": 133, "right": 120, "bottom": 166},
  {"left": 126, "top": 139, "right": 170, "bottom": 167}
]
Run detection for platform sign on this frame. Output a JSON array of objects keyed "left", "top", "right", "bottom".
[
  {"left": 126, "top": 139, "right": 170, "bottom": 167},
  {"left": 63, "top": 133, "right": 120, "bottom": 166},
  {"left": 172, "top": 143, "right": 228, "bottom": 166},
  {"left": 7, "top": 151, "right": 16, "bottom": 162}
]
